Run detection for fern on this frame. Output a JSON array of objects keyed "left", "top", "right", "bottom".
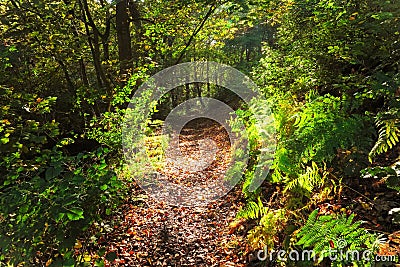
[
  {"left": 369, "top": 100, "right": 400, "bottom": 162},
  {"left": 296, "top": 210, "right": 379, "bottom": 264},
  {"left": 290, "top": 94, "right": 372, "bottom": 164},
  {"left": 285, "top": 161, "right": 327, "bottom": 193},
  {"left": 237, "top": 197, "right": 268, "bottom": 220},
  {"left": 247, "top": 208, "right": 286, "bottom": 250},
  {"left": 272, "top": 93, "right": 373, "bottom": 187}
]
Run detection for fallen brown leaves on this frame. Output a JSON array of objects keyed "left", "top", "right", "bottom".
[{"left": 81, "top": 119, "right": 251, "bottom": 266}]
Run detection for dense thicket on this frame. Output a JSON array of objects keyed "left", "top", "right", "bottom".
[{"left": 1, "top": 0, "right": 399, "bottom": 265}]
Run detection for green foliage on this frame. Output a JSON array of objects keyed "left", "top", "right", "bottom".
[
  {"left": 85, "top": 67, "right": 152, "bottom": 149},
  {"left": 232, "top": 107, "right": 261, "bottom": 196},
  {"left": 144, "top": 133, "right": 168, "bottom": 171},
  {"left": 369, "top": 99, "right": 400, "bottom": 162},
  {"left": 0, "top": 85, "right": 127, "bottom": 264},
  {"left": 254, "top": 47, "right": 319, "bottom": 97},
  {"left": 289, "top": 94, "right": 371, "bottom": 164},
  {"left": 231, "top": 98, "right": 276, "bottom": 196},
  {"left": 0, "top": 86, "right": 60, "bottom": 184},
  {"left": 245, "top": 0, "right": 399, "bottom": 259},
  {"left": 237, "top": 197, "right": 287, "bottom": 251},
  {"left": 248, "top": 208, "right": 287, "bottom": 250},
  {"left": 0, "top": 148, "right": 126, "bottom": 265},
  {"left": 271, "top": 93, "right": 373, "bottom": 193},
  {"left": 296, "top": 210, "right": 379, "bottom": 265},
  {"left": 86, "top": 108, "right": 125, "bottom": 148},
  {"left": 1, "top": 0, "right": 399, "bottom": 265},
  {"left": 284, "top": 161, "right": 327, "bottom": 193},
  {"left": 362, "top": 163, "right": 400, "bottom": 192},
  {"left": 237, "top": 197, "right": 268, "bottom": 220}
]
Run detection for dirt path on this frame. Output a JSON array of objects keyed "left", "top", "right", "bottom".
[{"left": 94, "top": 119, "right": 253, "bottom": 266}]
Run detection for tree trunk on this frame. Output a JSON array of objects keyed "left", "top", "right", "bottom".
[{"left": 116, "top": 0, "right": 132, "bottom": 77}]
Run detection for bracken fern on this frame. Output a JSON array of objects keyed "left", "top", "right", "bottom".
[
  {"left": 285, "top": 161, "right": 327, "bottom": 193},
  {"left": 296, "top": 210, "right": 379, "bottom": 264},
  {"left": 237, "top": 197, "right": 268, "bottom": 220},
  {"left": 369, "top": 99, "right": 400, "bottom": 162}
]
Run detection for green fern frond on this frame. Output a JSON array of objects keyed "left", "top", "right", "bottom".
[
  {"left": 237, "top": 197, "right": 268, "bottom": 219},
  {"left": 369, "top": 119, "right": 400, "bottom": 161},
  {"left": 285, "top": 161, "right": 327, "bottom": 193},
  {"left": 296, "top": 209, "right": 378, "bottom": 264},
  {"left": 369, "top": 100, "right": 400, "bottom": 162}
]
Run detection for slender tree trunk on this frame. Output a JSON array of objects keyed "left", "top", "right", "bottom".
[
  {"left": 57, "top": 59, "right": 75, "bottom": 92},
  {"left": 116, "top": 0, "right": 132, "bottom": 77},
  {"left": 92, "top": 31, "right": 110, "bottom": 89},
  {"left": 79, "top": 58, "right": 89, "bottom": 87}
]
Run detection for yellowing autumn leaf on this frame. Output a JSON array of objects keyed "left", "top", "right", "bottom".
[{"left": 74, "top": 240, "right": 82, "bottom": 249}]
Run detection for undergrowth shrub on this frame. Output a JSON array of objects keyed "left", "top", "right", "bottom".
[
  {"left": 0, "top": 147, "right": 126, "bottom": 265},
  {"left": 272, "top": 93, "right": 374, "bottom": 194},
  {"left": 236, "top": 91, "right": 376, "bottom": 260},
  {"left": 84, "top": 69, "right": 150, "bottom": 149},
  {"left": 239, "top": 0, "right": 400, "bottom": 265},
  {"left": 0, "top": 86, "right": 128, "bottom": 265},
  {"left": 231, "top": 98, "right": 276, "bottom": 197},
  {"left": 237, "top": 197, "right": 287, "bottom": 251}
]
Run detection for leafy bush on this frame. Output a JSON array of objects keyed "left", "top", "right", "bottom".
[
  {"left": 0, "top": 147, "right": 126, "bottom": 265},
  {"left": 0, "top": 86, "right": 60, "bottom": 183},
  {"left": 0, "top": 86, "right": 127, "bottom": 265},
  {"left": 230, "top": 98, "right": 276, "bottom": 197}
]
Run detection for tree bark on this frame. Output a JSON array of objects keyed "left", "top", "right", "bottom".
[{"left": 116, "top": 0, "right": 132, "bottom": 77}]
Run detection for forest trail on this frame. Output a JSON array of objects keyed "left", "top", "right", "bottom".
[{"left": 91, "top": 119, "right": 254, "bottom": 266}]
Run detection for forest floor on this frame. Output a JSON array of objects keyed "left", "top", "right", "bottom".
[
  {"left": 79, "top": 119, "right": 400, "bottom": 267},
  {"left": 83, "top": 119, "right": 254, "bottom": 266}
]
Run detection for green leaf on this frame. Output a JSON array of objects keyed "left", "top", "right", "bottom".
[
  {"left": 100, "top": 184, "right": 108, "bottom": 190},
  {"left": 55, "top": 213, "right": 65, "bottom": 222},
  {"left": 94, "top": 259, "right": 105, "bottom": 267},
  {"left": 97, "top": 247, "right": 106, "bottom": 257},
  {"left": 19, "top": 204, "right": 29, "bottom": 213},
  {"left": 98, "top": 162, "right": 107, "bottom": 170},
  {"left": 66, "top": 207, "right": 84, "bottom": 221}
]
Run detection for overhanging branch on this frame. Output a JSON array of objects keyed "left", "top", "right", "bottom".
[{"left": 174, "top": 3, "right": 217, "bottom": 65}]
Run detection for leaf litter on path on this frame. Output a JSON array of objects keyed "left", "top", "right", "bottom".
[{"left": 83, "top": 119, "right": 251, "bottom": 266}]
